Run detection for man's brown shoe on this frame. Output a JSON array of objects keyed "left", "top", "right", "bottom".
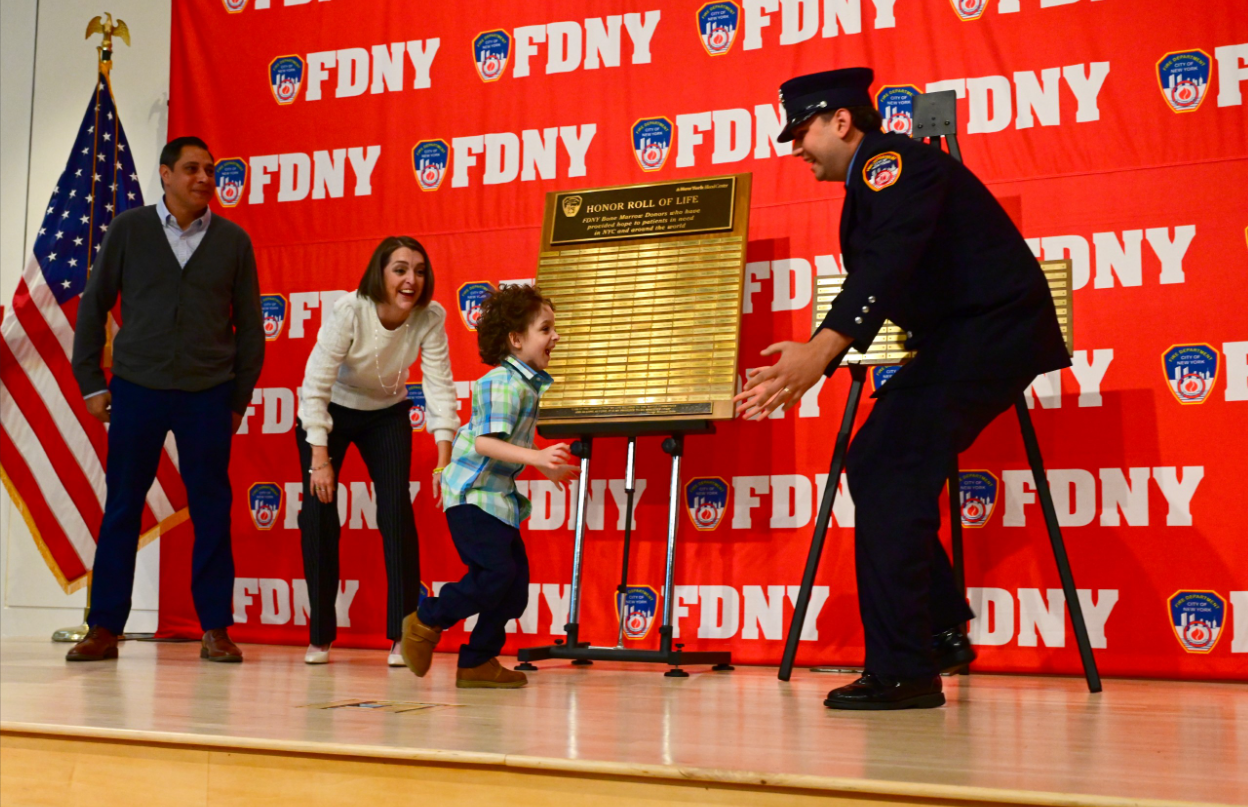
[
  {"left": 66, "top": 626, "right": 119, "bottom": 662},
  {"left": 400, "top": 611, "right": 441, "bottom": 677},
  {"left": 201, "top": 628, "right": 243, "bottom": 663},
  {"left": 456, "top": 658, "right": 527, "bottom": 689}
]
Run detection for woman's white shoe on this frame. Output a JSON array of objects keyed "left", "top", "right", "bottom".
[
  {"left": 305, "top": 644, "right": 331, "bottom": 664},
  {"left": 387, "top": 641, "right": 404, "bottom": 667}
]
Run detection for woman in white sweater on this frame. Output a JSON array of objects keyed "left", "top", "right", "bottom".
[{"left": 295, "top": 236, "right": 460, "bottom": 665}]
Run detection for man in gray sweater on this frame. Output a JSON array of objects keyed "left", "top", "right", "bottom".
[{"left": 67, "top": 136, "right": 264, "bottom": 663}]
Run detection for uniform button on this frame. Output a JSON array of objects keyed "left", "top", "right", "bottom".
[
  {"left": 854, "top": 317, "right": 863, "bottom": 324},
  {"left": 862, "top": 306, "right": 870, "bottom": 313},
  {"left": 868, "top": 296, "right": 876, "bottom": 303}
]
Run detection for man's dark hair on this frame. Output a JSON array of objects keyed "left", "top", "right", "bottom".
[
  {"left": 160, "top": 136, "right": 212, "bottom": 169},
  {"left": 846, "top": 105, "right": 883, "bottom": 134},
  {"left": 357, "top": 236, "right": 435, "bottom": 308},
  {"left": 476, "top": 284, "right": 555, "bottom": 366}
]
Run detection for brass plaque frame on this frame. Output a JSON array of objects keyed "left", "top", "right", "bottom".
[
  {"left": 537, "top": 174, "right": 752, "bottom": 427},
  {"left": 810, "top": 258, "right": 1074, "bottom": 366}
]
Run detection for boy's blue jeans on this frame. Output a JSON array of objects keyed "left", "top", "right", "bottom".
[{"left": 418, "top": 504, "right": 530, "bottom": 668}]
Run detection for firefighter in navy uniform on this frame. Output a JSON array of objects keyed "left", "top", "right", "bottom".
[{"left": 734, "top": 68, "right": 1070, "bottom": 710}]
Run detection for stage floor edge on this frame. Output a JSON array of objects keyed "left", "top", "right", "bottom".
[{"left": 1, "top": 639, "right": 1242, "bottom": 807}]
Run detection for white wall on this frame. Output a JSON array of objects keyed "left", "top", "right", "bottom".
[{"left": 1, "top": 0, "right": 172, "bottom": 637}]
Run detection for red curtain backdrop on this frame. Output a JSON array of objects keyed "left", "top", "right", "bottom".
[{"left": 159, "top": 0, "right": 1248, "bottom": 680}]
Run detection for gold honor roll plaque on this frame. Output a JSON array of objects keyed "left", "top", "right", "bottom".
[
  {"left": 536, "top": 174, "right": 751, "bottom": 426},
  {"left": 811, "top": 258, "right": 1075, "bottom": 365}
]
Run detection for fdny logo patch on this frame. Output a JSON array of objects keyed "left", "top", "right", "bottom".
[
  {"left": 617, "top": 585, "right": 659, "bottom": 641},
  {"left": 871, "top": 365, "right": 901, "bottom": 392},
  {"left": 213, "top": 158, "right": 248, "bottom": 208},
  {"left": 268, "top": 55, "right": 305, "bottom": 105},
  {"left": 260, "top": 294, "right": 288, "bottom": 341},
  {"left": 223, "top": 0, "right": 248, "bottom": 12},
  {"left": 948, "top": 0, "right": 988, "bottom": 21},
  {"left": 412, "top": 140, "right": 450, "bottom": 192},
  {"left": 419, "top": 581, "right": 430, "bottom": 603},
  {"left": 685, "top": 477, "right": 729, "bottom": 531},
  {"left": 406, "top": 383, "right": 427, "bottom": 431},
  {"left": 1157, "top": 50, "right": 1212, "bottom": 113},
  {"left": 1162, "top": 344, "right": 1219, "bottom": 404},
  {"left": 632, "top": 117, "right": 674, "bottom": 172},
  {"left": 957, "top": 471, "right": 999, "bottom": 528},
  {"left": 561, "top": 195, "right": 583, "bottom": 217},
  {"left": 876, "top": 85, "right": 921, "bottom": 136},
  {"left": 457, "top": 282, "right": 494, "bottom": 331},
  {"left": 863, "top": 152, "right": 902, "bottom": 191},
  {"left": 697, "top": 2, "right": 740, "bottom": 56},
  {"left": 473, "top": 30, "right": 512, "bottom": 82},
  {"left": 248, "top": 483, "right": 283, "bottom": 531},
  {"left": 1168, "top": 591, "right": 1226, "bottom": 654}
]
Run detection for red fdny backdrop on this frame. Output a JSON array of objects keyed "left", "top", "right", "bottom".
[{"left": 158, "top": 0, "right": 1248, "bottom": 681}]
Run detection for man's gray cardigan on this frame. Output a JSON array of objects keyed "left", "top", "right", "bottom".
[{"left": 72, "top": 205, "right": 264, "bottom": 414}]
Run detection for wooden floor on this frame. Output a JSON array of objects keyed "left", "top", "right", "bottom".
[{"left": 1, "top": 639, "right": 1243, "bottom": 807}]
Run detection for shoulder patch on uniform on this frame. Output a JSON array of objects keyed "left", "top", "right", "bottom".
[{"left": 863, "top": 151, "right": 902, "bottom": 191}]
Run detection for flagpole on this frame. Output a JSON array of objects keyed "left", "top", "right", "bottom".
[
  {"left": 50, "top": 574, "right": 91, "bottom": 642},
  {"left": 51, "top": 13, "right": 132, "bottom": 643}
]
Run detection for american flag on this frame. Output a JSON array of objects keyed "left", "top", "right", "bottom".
[{"left": 0, "top": 74, "right": 188, "bottom": 593}]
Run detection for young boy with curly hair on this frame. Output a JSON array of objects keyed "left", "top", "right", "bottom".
[{"left": 400, "top": 284, "right": 578, "bottom": 688}]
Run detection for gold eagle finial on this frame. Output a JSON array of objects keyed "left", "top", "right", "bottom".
[{"left": 85, "top": 13, "right": 131, "bottom": 76}]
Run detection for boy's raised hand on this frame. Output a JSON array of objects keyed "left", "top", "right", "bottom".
[
  {"left": 540, "top": 464, "right": 581, "bottom": 485},
  {"left": 533, "top": 442, "right": 573, "bottom": 473},
  {"left": 533, "top": 443, "right": 581, "bottom": 486}
]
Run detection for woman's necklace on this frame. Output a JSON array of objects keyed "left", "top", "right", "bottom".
[{"left": 372, "top": 308, "right": 410, "bottom": 395}]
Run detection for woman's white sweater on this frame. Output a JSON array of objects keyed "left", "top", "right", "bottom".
[{"left": 297, "top": 291, "right": 460, "bottom": 446}]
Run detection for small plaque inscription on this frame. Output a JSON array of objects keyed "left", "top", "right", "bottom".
[{"left": 551, "top": 178, "right": 736, "bottom": 245}]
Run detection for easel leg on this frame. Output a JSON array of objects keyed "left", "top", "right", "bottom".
[
  {"left": 565, "top": 439, "right": 593, "bottom": 648},
  {"left": 947, "top": 461, "right": 969, "bottom": 674},
  {"left": 659, "top": 436, "right": 683, "bottom": 671},
  {"left": 614, "top": 437, "right": 638, "bottom": 649},
  {"left": 779, "top": 364, "right": 868, "bottom": 682},
  {"left": 1014, "top": 398, "right": 1103, "bottom": 693}
]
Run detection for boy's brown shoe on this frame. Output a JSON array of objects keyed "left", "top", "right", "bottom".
[
  {"left": 456, "top": 658, "right": 527, "bottom": 689},
  {"left": 201, "top": 628, "right": 244, "bottom": 663},
  {"left": 400, "top": 611, "right": 441, "bottom": 677}
]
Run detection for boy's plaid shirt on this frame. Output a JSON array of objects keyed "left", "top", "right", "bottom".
[{"left": 441, "top": 356, "right": 553, "bottom": 527}]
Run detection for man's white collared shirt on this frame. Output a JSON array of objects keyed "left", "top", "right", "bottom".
[{"left": 156, "top": 196, "right": 211, "bottom": 268}]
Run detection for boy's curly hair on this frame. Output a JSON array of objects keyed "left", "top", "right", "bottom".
[{"left": 476, "top": 284, "right": 555, "bottom": 366}]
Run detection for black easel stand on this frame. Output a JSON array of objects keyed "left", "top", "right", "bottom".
[
  {"left": 777, "top": 364, "right": 867, "bottom": 682},
  {"left": 517, "top": 426, "right": 733, "bottom": 676},
  {"left": 778, "top": 91, "right": 1101, "bottom": 693}
]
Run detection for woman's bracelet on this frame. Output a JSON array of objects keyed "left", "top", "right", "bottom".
[
  {"left": 432, "top": 467, "right": 444, "bottom": 474},
  {"left": 308, "top": 459, "right": 331, "bottom": 473}
]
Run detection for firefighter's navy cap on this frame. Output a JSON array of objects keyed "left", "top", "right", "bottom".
[{"left": 777, "top": 67, "right": 874, "bottom": 142}]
